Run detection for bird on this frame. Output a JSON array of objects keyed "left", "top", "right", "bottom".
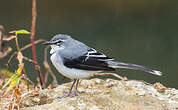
[{"left": 43, "top": 34, "right": 162, "bottom": 98}]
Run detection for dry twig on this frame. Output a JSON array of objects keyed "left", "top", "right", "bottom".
[
  {"left": 30, "top": 0, "right": 45, "bottom": 87},
  {"left": 94, "top": 73, "right": 128, "bottom": 81},
  {"left": 0, "top": 25, "right": 12, "bottom": 59},
  {"left": 7, "top": 39, "right": 46, "bottom": 67},
  {"left": 43, "top": 46, "right": 58, "bottom": 85}
]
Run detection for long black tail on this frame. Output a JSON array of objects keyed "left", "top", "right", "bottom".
[{"left": 108, "top": 61, "right": 162, "bottom": 76}]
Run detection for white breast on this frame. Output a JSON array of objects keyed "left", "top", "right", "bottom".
[{"left": 50, "top": 53, "right": 97, "bottom": 79}]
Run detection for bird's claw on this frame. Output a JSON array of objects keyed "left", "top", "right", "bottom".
[{"left": 58, "top": 91, "right": 79, "bottom": 99}]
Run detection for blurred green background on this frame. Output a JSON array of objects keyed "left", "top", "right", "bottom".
[{"left": 0, "top": 0, "right": 178, "bottom": 88}]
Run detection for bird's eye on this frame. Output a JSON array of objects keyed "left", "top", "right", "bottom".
[
  {"left": 56, "top": 40, "right": 62, "bottom": 45},
  {"left": 58, "top": 40, "right": 62, "bottom": 43}
]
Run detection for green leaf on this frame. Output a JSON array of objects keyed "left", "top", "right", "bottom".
[
  {"left": 15, "top": 30, "right": 30, "bottom": 35},
  {"left": 2, "top": 74, "right": 17, "bottom": 89},
  {"left": 5, "top": 76, "right": 21, "bottom": 93}
]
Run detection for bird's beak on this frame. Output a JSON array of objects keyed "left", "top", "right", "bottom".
[{"left": 42, "top": 41, "right": 51, "bottom": 45}]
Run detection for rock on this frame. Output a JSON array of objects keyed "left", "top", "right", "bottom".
[{"left": 1, "top": 78, "right": 178, "bottom": 110}]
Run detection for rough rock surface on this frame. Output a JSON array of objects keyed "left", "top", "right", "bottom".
[{"left": 1, "top": 78, "right": 178, "bottom": 110}]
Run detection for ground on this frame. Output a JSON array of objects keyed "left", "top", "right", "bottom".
[{"left": 1, "top": 78, "right": 178, "bottom": 110}]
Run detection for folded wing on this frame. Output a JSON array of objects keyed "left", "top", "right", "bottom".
[{"left": 63, "top": 48, "right": 115, "bottom": 71}]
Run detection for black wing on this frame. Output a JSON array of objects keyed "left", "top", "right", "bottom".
[{"left": 63, "top": 48, "right": 116, "bottom": 71}]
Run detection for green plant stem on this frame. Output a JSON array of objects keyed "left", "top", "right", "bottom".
[{"left": 15, "top": 34, "right": 20, "bottom": 51}]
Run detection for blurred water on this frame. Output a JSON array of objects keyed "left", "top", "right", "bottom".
[{"left": 0, "top": 0, "right": 178, "bottom": 88}]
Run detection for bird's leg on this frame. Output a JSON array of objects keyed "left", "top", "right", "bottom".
[
  {"left": 72, "top": 79, "right": 79, "bottom": 96},
  {"left": 68, "top": 79, "right": 77, "bottom": 94},
  {"left": 59, "top": 79, "right": 77, "bottom": 98}
]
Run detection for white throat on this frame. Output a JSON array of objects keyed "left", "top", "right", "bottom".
[{"left": 50, "top": 45, "right": 65, "bottom": 54}]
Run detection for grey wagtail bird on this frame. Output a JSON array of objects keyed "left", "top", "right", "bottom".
[{"left": 43, "top": 34, "right": 162, "bottom": 98}]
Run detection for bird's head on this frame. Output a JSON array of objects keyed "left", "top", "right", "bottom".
[{"left": 43, "top": 34, "right": 71, "bottom": 54}]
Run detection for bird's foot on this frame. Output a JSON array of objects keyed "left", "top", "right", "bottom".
[{"left": 58, "top": 90, "right": 79, "bottom": 99}]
